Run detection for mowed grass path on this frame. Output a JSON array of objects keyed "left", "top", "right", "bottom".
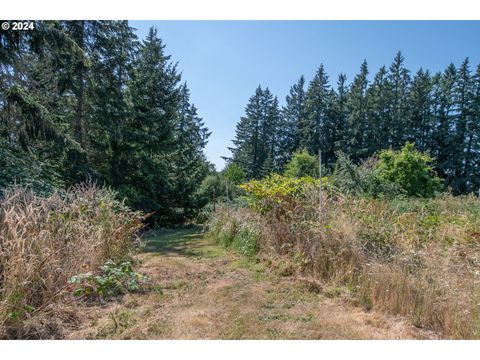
[{"left": 68, "top": 228, "right": 436, "bottom": 339}]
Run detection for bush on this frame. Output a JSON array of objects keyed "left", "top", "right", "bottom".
[
  {"left": 0, "top": 184, "right": 143, "bottom": 339},
  {"left": 376, "top": 142, "right": 443, "bottom": 197},
  {"left": 239, "top": 173, "right": 323, "bottom": 215},
  {"left": 222, "top": 163, "right": 246, "bottom": 185},
  {"left": 332, "top": 152, "right": 404, "bottom": 198},
  {"left": 284, "top": 149, "right": 324, "bottom": 178}
]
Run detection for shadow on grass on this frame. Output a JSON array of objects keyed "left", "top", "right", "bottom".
[{"left": 142, "top": 226, "right": 205, "bottom": 257}]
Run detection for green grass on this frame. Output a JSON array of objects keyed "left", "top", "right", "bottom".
[{"left": 142, "top": 227, "right": 204, "bottom": 257}]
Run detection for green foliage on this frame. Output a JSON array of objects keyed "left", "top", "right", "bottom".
[
  {"left": 376, "top": 143, "right": 443, "bottom": 197},
  {"left": 230, "top": 86, "right": 281, "bottom": 179},
  {"left": 239, "top": 173, "right": 322, "bottom": 214},
  {"left": 229, "top": 52, "right": 480, "bottom": 195},
  {"left": 68, "top": 261, "right": 148, "bottom": 300},
  {"left": 207, "top": 209, "right": 260, "bottom": 258},
  {"left": 284, "top": 149, "right": 321, "bottom": 178},
  {"left": 240, "top": 173, "right": 319, "bottom": 201},
  {"left": 0, "top": 22, "right": 211, "bottom": 226},
  {"left": 0, "top": 140, "right": 65, "bottom": 196},
  {"left": 223, "top": 163, "right": 246, "bottom": 185},
  {"left": 197, "top": 174, "right": 221, "bottom": 201},
  {"left": 233, "top": 226, "right": 260, "bottom": 258},
  {"left": 332, "top": 151, "right": 403, "bottom": 198}
]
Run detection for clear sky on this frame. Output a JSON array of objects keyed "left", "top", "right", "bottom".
[{"left": 129, "top": 21, "right": 480, "bottom": 171}]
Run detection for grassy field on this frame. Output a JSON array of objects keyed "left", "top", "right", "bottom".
[
  {"left": 206, "top": 193, "right": 480, "bottom": 339},
  {"left": 66, "top": 227, "right": 436, "bottom": 339},
  {"left": 2, "top": 187, "right": 475, "bottom": 339}
]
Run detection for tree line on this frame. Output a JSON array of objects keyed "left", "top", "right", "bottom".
[
  {"left": 0, "top": 21, "right": 211, "bottom": 224},
  {"left": 229, "top": 52, "right": 480, "bottom": 195}
]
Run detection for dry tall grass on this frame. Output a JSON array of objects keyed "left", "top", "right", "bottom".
[
  {"left": 208, "top": 194, "right": 480, "bottom": 338},
  {"left": 0, "top": 184, "right": 143, "bottom": 339}
]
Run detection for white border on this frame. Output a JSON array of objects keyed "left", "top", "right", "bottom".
[
  {"left": 1, "top": 0, "right": 480, "bottom": 357},
  {"left": 1, "top": 0, "right": 480, "bottom": 20},
  {"left": 1, "top": 340, "right": 480, "bottom": 359}
]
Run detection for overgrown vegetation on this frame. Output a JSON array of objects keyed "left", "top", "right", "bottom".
[
  {"left": 207, "top": 156, "right": 480, "bottom": 338},
  {"left": 0, "top": 184, "right": 143, "bottom": 339},
  {"left": 332, "top": 143, "right": 443, "bottom": 198}
]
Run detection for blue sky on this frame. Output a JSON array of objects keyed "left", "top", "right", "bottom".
[{"left": 129, "top": 21, "right": 480, "bottom": 171}]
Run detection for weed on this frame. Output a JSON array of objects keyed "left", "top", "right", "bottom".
[
  {"left": 68, "top": 261, "right": 148, "bottom": 300},
  {"left": 0, "top": 184, "right": 143, "bottom": 339},
  {"left": 207, "top": 187, "right": 480, "bottom": 338}
]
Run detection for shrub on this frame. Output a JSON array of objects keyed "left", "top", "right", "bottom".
[
  {"left": 284, "top": 149, "right": 323, "bottom": 178},
  {"left": 376, "top": 142, "right": 443, "bottom": 197},
  {"left": 222, "top": 163, "right": 246, "bottom": 185},
  {"left": 239, "top": 174, "right": 322, "bottom": 215},
  {"left": 332, "top": 151, "right": 403, "bottom": 198},
  {"left": 0, "top": 184, "right": 143, "bottom": 339}
]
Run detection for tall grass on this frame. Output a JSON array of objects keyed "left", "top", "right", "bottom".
[
  {"left": 0, "top": 184, "right": 143, "bottom": 339},
  {"left": 207, "top": 194, "right": 480, "bottom": 338}
]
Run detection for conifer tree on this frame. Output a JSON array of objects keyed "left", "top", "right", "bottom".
[
  {"left": 345, "top": 60, "right": 369, "bottom": 161},
  {"left": 332, "top": 73, "right": 349, "bottom": 155},
  {"left": 300, "top": 65, "right": 331, "bottom": 155},
  {"left": 452, "top": 58, "right": 474, "bottom": 193},
  {"left": 277, "top": 76, "right": 306, "bottom": 169},
  {"left": 230, "top": 86, "right": 279, "bottom": 179},
  {"left": 407, "top": 69, "right": 433, "bottom": 152},
  {"left": 431, "top": 64, "right": 456, "bottom": 185},
  {"left": 366, "top": 66, "right": 390, "bottom": 153},
  {"left": 387, "top": 51, "right": 411, "bottom": 147},
  {"left": 88, "top": 21, "right": 138, "bottom": 186}
]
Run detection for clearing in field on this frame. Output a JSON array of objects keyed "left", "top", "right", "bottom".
[{"left": 67, "top": 228, "right": 437, "bottom": 340}]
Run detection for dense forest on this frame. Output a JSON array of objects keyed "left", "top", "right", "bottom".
[
  {"left": 229, "top": 53, "right": 480, "bottom": 194},
  {"left": 0, "top": 21, "right": 211, "bottom": 225}
]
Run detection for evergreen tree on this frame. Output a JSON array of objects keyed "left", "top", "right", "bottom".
[
  {"left": 452, "top": 58, "right": 474, "bottom": 193},
  {"left": 407, "top": 68, "right": 434, "bottom": 152},
  {"left": 300, "top": 64, "right": 331, "bottom": 155},
  {"left": 230, "top": 86, "right": 279, "bottom": 179},
  {"left": 469, "top": 64, "right": 480, "bottom": 193},
  {"left": 366, "top": 66, "right": 390, "bottom": 153},
  {"left": 332, "top": 73, "right": 349, "bottom": 155},
  {"left": 345, "top": 60, "right": 369, "bottom": 161},
  {"left": 122, "top": 26, "right": 181, "bottom": 218},
  {"left": 172, "top": 84, "right": 211, "bottom": 221},
  {"left": 277, "top": 76, "right": 306, "bottom": 169},
  {"left": 431, "top": 64, "right": 456, "bottom": 185},
  {"left": 88, "top": 21, "right": 138, "bottom": 186},
  {"left": 387, "top": 51, "right": 411, "bottom": 147},
  {"left": 1, "top": 21, "right": 212, "bottom": 225}
]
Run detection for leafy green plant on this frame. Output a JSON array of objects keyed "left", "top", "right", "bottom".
[
  {"left": 284, "top": 149, "right": 323, "bottom": 178},
  {"left": 239, "top": 173, "right": 324, "bottom": 214},
  {"left": 223, "top": 163, "right": 246, "bottom": 185},
  {"left": 68, "top": 261, "right": 148, "bottom": 300},
  {"left": 233, "top": 226, "right": 260, "bottom": 258},
  {"left": 332, "top": 151, "right": 403, "bottom": 198},
  {"left": 376, "top": 142, "right": 443, "bottom": 197}
]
